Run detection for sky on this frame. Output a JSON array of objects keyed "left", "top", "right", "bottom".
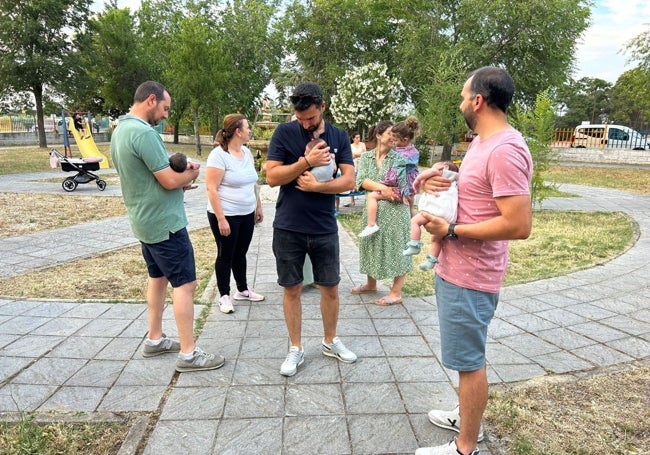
[
  {"left": 92, "top": 0, "right": 649, "bottom": 84},
  {"left": 573, "top": 0, "right": 649, "bottom": 82}
]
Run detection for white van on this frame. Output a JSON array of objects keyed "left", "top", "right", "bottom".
[{"left": 571, "top": 124, "right": 649, "bottom": 150}]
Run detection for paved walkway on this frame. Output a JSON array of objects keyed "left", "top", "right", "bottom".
[{"left": 0, "top": 169, "right": 649, "bottom": 455}]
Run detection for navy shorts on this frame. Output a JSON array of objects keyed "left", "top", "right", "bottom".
[
  {"left": 140, "top": 228, "right": 197, "bottom": 288},
  {"left": 435, "top": 274, "right": 499, "bottom": 371},
  {"left": 272, "top": 228, "right": 340, "bottom": 287}
]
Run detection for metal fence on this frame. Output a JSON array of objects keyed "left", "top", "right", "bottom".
[
  {"left": 552, "top": 124, "right": 650, "bottom": 150},
  {"left": 0, "top": 115, "right": 111, "bottom": 134},
  {"left": 0, "top": 115, "right": 41, "bottom": 133}
]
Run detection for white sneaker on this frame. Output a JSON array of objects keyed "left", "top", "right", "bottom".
[
  {"left": 219, "top": 295, "right": 234, "bottom": 314},
  {"left": 233, "top": 289, "right": 265, "bottom": 301},
  {"left": 428, "top": 405, "right": 484, "bottom": 442},
  {"left": 322, "top": 336, "right": 357, "bottom": 363},
  {"left": 280, "top": 346, "right": 304, "bottom": 376},
  {"left": 415, "top": 437, "right": 479, "bottom": 455},
  {"left": 359, "top": 224, "right": 380, "bottom": 238}
]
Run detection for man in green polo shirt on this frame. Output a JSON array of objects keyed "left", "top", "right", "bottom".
[{"left": 111, "top": 81, "right": 224, "bottom": 373}]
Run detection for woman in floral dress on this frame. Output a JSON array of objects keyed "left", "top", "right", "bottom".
[{"left": 352, "top": 120, "right": 413, "bottom": 305}]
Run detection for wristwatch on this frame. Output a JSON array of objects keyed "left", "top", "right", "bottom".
[{"left": 446, "top": 223, "right": 458, "bottom": 239}]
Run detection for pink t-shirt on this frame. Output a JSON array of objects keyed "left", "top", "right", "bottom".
[{"left": 436, "top": 128, "right": 532, "bottom": 293}]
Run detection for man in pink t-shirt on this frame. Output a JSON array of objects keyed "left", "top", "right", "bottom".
[{"left": 414, "top": 67, "right": 533, "bottom": 455}]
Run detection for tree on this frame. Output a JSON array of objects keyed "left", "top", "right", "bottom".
[
  {"left": 136, "top": 0, "right": 280, "bottom": 147},
  {"left": 625, "top": 29, "right": 650, "bottom": 70},
  {"left": 165, "top": 6, "right": 221, "bottom": 155},
  {"left": 449, "top": 0, "right": 590, "bottom": 106},
  {"left": 416, "top": 50, "right": 467, "bottom": 161},
  {"left": 80, "top": 4, "right": 154, "bottom": 117},
  {"left": 213, "top": 0, "right": 282, "bottom": 129},
  {"left": 609, "top": 68, "right": 650, "bottom": 128},
  {"left": 554, "top": 77, "right": 612, "bottom": 128},
  {"left": 278, "top": 0, "right": 591, "bottom": 140},
  {"left": 279, "top": 0, "right": 401, "bottom": 106},
  {"left": 0, "top": 0, "right": 92, "bottom": 147},
  {"left": 330, "top": 63, "right": 403, "bottom": 136},
  {"left": 510, "top": 90, "right": 558, "bottom": 207}
]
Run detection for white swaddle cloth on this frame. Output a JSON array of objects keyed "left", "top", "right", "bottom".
[{"left": 416, "top": 169, "right": 458, "bottom": 223}]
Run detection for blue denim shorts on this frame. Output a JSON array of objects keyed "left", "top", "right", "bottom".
[
  {"left": 272, "top": 228, "right": 340, "bottom": 287},
  {"left": 141, "top": 228, "right": 196, "bottom": 288},
  {"left": 435, "top": 274, "right": 499, "bottom": 371}
]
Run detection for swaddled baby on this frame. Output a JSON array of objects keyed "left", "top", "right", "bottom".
[{"left": 305, "top": 138, "right": 336, "bottom": 182}]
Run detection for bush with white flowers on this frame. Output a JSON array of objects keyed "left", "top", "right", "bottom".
[{"left": 330, "top": 62, "right": 404, "bottom": 134}]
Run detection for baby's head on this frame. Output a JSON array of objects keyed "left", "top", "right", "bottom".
[
  {"left": 306, "top": 138, "right": 326, "bottom": 153},
  {"left": 433, "top": 161, "right": 458, "bottom": 172},
  {"left": 169, "top": 152, "right": 188, "bottom": 172},
  {"left": 441, "top": 161, "right": 459, "bottom": 173},
  {"left": 306, "top": 138, "right": 336, "bottom": 182}
]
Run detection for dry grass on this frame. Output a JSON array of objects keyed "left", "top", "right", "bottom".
[
  {"left": 0, "top": 193, "right": 126, "bottom": 239},
  {"left": 337, "top": 209, "right": 634, "bottom": 297},
  {"left": 1, "top": 148, "right": 648, "bottom": 455},
  {"left": 0, "top": 143, "right": 204, "bottom": 176},
  {"left": 546, "top": 165, "right": 650, "bottom": 195},
  {"left": 0, "top": 418, "right": 130, "bottom": 455},
  {"left": 0, "top": 227, "right": 217, "bottom": 301},
  {"left": 485, "top": 366, "right": 650, "bottom": 455}
]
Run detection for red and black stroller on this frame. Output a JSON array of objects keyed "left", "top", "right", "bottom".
[{"left": 49, "top": 149, "right": 107, "bottom": 192}]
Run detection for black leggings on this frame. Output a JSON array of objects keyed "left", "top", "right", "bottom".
[{"left": 207, "top": 211, "right": 255, "bottom": 296}]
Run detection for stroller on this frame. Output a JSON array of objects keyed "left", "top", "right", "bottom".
[{"left": 49, "top": 149, "right": 107, "bottom": 192}]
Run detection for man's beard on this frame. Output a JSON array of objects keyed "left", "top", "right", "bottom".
[
  {"left": 303, "top": 115, "right": 323, "bottom": 133},
  {"left": 463, "top": 108, "right": 476, "bottom": 131}
]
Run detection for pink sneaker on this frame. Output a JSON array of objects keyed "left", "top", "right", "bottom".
[
  {"left": 233, "top": 289, "right": 265, "bottom": 302},
  {"left": 218, "top": 295, "right": 234, "bottom": 314}
]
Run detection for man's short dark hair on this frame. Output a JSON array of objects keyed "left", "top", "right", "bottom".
[
  {"left": 134, "top": 81, "right": 169, "bottom": 104},
  {"left": 468, "top": 67, "right": 514, "bottom": 114},
  {"left": 289, "top": 82, "right": 323, "bottom": 112}
]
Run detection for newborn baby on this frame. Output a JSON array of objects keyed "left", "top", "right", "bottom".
[{"left": 306, "top": 138, "right": 336, "bottom": 182}]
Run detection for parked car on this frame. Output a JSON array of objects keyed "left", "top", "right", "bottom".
[{"left": 571, "top": 124, "right": 649, "bottom": 150}]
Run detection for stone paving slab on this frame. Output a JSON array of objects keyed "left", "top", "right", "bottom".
[{"left": 0, "top": 179, "right": 649, "bottom": 453}]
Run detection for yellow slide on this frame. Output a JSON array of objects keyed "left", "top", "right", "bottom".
[{"left": 66, "top": 117, "right": 109, "bottom": 169}]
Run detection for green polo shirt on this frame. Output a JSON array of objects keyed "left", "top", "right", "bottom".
[{"left": 110, "top": 114, "right": 187, "bottom": 244}]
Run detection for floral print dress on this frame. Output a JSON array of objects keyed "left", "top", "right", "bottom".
[{"left": 356, "top": 148, "right": 413, "bottom": 280}]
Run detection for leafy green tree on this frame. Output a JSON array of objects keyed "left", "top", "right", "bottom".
[
  {"left": 330, "top": 62, "right": 403, "bottom": 136},
  {"left": 79, "top": 4, "right": 153, "bottom": 117},
  {"left": 137, "top": 0, "right": 280, "bottom": 147},
  {"left": 165, "top": 7, "right": 221, "bottom": 155},
  {"left": 510, "top": 90, "right": 558, "bottom": 207},
  {"left": 554, "top": 77, "right": 612, "bottom": 128},
  {"left": 213, "top": 0, "right": 281, "bottom": 130},
  {"left": 416, "top": 50, "right": 467, "bottom": 162},
  {"left": 450, "top": 0, "right": 590, "bottom": 106},
  {"left": 279, "top": 0, "right": 591, "bottom": 139},
  {"left": 625, "top": 29, "right": 650, "bottom": 70},
  {"left": 0, "top": 0, "right": 92, "bottom": 147},
  {"left": 279, "top": 0, "right": 400, "bottom": 105},
  {"left": 609, "top": 68, "right": 650, "bottom": 128}
]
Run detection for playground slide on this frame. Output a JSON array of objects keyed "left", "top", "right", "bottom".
[{"left": 65, "top": 117, "right": 109, "bottom": 169}]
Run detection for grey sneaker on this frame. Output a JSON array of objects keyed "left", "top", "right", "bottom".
[
  {"left": 280, "top": 346, "right": 304, "bottom": 376},
  {"left": 415, "top": 436, "right": 479, "bottom": 455},
  {"left": 142, "top": 333, "right": 180, "bottom": 357},
  {"left": 322, "top": 336, "right": 357, "bottom": 363},
  {"left": 428, "top": 405, "right": 484, "bottom": 442},
  {"left": 175, "top": 347, "right": 225, "bottom": 372}
]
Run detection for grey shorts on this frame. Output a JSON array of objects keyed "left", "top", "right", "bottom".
[
  {"left": 435, "top": 274, "right": 498, "bottom": 371},
  {"left": 272, "top": 228, "right": 340, "bottom": 287}
]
